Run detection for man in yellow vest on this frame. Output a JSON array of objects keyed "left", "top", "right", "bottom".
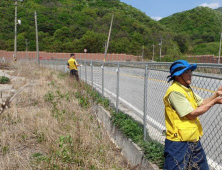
[
  {"left": 163, "top": 60, "right": 222, "bottom": 170},
  {"left": 67, "top": 53, "right": 79, "bottom": 81}
]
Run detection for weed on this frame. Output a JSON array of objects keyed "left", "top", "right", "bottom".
[
  {"left": 44, "top": 90, "right": 68, "bottom": 121},
  {"left": 112, "top": 111, "right": 164, "bottom": 168},
  {"left": 2, "top": 145, "right": 9, "bottom": 155},
  {"left": 50, "top": 100, "right": 65, "bottom": 119},
  {"left": 0, "top": 76, "right": 10, "bottom": 84},
  {"left": 56, "top": 135, "right": 74, "bottom": 163},
  {"left": 31, "top": 152, "right": 49, "bottom": 162},
  {"left": 65, "top": 93, "right": 70, "bottom": 101},
  {"left": 44, "top": 91, "right": 55, "bottom": 102},
  {"left": 74, "top": 79, "right": 164, "bottom": 168},
  {"left": 141, "top": 140, "right": 164, "bottom": 167},
  {"left": 34, "top": 130, "right": 45, "bottom": 143},
  {"left": 56, "top": 90, "right": 64, "bottom": 98},
  {"left": 57, "top": 72, "right": 67, "bottom": 79},
  {"left": 49, "top": 80, "right": 56, "bottom": 86},
  {"left": 102, "top": 98, "right": 110, "bottom": 108},
  {"left": 21, "top": 134, "right": 28, "bottom": 141},
  {"left": 30, "top": 99, "right": 39, "bottom": 106},
  {"left": 112, "top": 112, "right": 143, "bottom": 142},
  {"left": 75, "top": 92, "right": 89, "bottom": 108},
  {"left": 3, "top": 113, "right": 21, "bottom": 125},
  {"left": 90, "top": 165, "right": 96, "bottom": 170}
]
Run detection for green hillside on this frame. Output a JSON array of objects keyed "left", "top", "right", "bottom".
[
  {"left": 159, "top": 7, "right": 222, "bottom": 56},
  {"left": 1, "top": 0, "right": 222, "bottom": 60},
  {"left": 215, "top": 7, "right": 222, "bottom": 13},
  {"left": 0, "top": 0, "right": 168, "bottom": 59}
]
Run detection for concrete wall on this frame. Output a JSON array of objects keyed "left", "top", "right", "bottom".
[
  {"left": 0, "top": 50, "right": 142, "bottom": 62},
  {"left": 94, "top": 105, "right": 159, "bottom": 170}
]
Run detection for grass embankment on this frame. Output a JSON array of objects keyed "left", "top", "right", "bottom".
[
  {"left": 78, "top": 83, "right": 165, "bottom": 169},
  {"left": 0, "top": 62, "right": 133, "bottom": 169}
]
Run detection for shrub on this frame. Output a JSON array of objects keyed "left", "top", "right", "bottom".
[{"left": 0, "top": 76, "right": 10, "bottom": 84}]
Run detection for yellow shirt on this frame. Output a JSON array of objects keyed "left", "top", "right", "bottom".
[
  {"left": 168, "top": 90, "right": 203, "bottom": 117},
  {"left": 68, "top": 58, "right": 78, "bottom": 70}
]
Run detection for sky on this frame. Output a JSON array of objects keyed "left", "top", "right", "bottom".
[{"left": 119, "top": 0, "right": 222, "bottom": 20}]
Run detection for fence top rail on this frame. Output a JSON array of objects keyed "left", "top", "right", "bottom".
[
  {"left": 76, "top": 60, "right": 222, "bottom": 81},
  {"left": 76, "top": 60, "right": 222, "bottom": 68}
]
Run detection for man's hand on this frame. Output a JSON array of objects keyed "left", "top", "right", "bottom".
[
  {"left": 216, "top": 86, "right": 222, "bottom": 97},
  {"left": 214, "top": 96, "right": 222, "bottom": 104}
]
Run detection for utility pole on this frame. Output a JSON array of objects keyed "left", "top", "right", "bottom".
[
  {"left": 159, "top": 39, "right": 162, "bottom": 62},
  {"left": 14, "top": 0, "right": 18, "bottom": 61},
  {"left": 25, "top": 39, "right": 28, "bottom": 59},
  {"left": 218, "top": 32, "right": 222, "bottom": 64},
  {"left": 104, "top": 13, "right": 114, "bottom": 62},
  {"left": 152, "top": 44, "right": 155, "bottom": 62},
  {"left": 142, "top": 45, "right": 144, "bottom": 62},
  {"left": 14, "top": 0, "right": 24, "bottom": 61},
  {"left": 35, "top": 11, "right": 39, "bottom": 65}
]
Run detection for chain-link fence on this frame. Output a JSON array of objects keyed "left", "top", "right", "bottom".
[{"left": 41, "top": 59, "right": 222, "bottom": 170}]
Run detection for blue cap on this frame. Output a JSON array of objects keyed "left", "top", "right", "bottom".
[{"left": 167, "top": 60, "right": 197, "bottom": 82}]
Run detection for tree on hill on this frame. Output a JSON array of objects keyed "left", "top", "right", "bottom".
[
  {"left": 1, "top": 0, "right": 222, "bottom": 59},
  {"left": 159, "top": 6, "right": 222, "bottom": 56},
  {"left": 0, "top": 0, "right": 168, "bottom": 59}
]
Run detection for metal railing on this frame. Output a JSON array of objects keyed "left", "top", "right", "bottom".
[{"left": 42, "top": 59, "right": 222, "bottom": 170}]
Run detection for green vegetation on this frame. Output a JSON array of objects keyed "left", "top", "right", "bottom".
[
  {"left": 112, "top": 112, "right": 164, "bottom": 168},
  {"left": 0, "top": 76, "right": 10, "bottom": 84},
  {"left": 160, "top": 7, "right": 222, "bottom": 56},
  {"left": 2, "top": 0, "right": 222, "bottom": 60},
  {"left": 75, "top": 81, "right": 165, "bottom": 169},
  {"left": 215, "top": 7, "right": 222, "bottom": 13},
  {"left": 192, "top": 42, "right": 219, "bottom": 55},
  {"left": 2, "top": 145, "right": 9, "bottom": 156},
  {"left": 0, "top": 0, "right": 166, "bottom": 59},
  {"left": 1, "top": 0, "right": 222, "bottom": 59}
]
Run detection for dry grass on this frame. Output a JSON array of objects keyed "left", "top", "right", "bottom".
[{"left": 0, "top": 61, "right": 133, "bottom": 170}]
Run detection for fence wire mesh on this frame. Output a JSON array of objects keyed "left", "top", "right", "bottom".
[{"left": 41, "top": 59, "right": 222, "bottom": 170}]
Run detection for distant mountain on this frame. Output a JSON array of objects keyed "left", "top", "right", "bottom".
[
  {"left": 159, "top": 7, "right": 222, "bottom": 42},
  {"left": 215, "top": 7, "right": 222, "bottom": 13},
  {"left": 158, "top": 7, "right": 222, "bottom": 56}
]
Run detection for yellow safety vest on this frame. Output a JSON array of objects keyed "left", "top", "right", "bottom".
[
  {"left": 163, "top": 81, "right": 203, "bottom": 142},
  {"left": 68, "top": 58, "right": 78, "bottom": 70}
]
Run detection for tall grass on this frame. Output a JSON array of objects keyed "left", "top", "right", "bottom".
[{"left": 0, "top": 61, "right": 132, "bottom": 169}]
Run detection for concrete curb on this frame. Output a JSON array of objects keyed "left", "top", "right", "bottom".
[{"left": 94, "top": 105, "right": 160, "bottom": 170}]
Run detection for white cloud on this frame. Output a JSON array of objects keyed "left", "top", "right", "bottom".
[
  {"left": 199, "top": 3, "right": 220, "bottom": 9},
  {"left": 151, "top": 16, "right": 162, "bottom": 21}
]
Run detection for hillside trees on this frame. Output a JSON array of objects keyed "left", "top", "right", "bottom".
[
  {"left": 74, "top": 30, "right": 107, "bottom": 53},
  {"left": 160, "top": 6, "right": 222, "bottom": 56},
  {"left": 193, "top": 42, "right": 220, "bottom": 55},
  {"left": 0, "top": 0, "right": 170, "bottom": 58},
  {"left": 1, "top": 0, "right": 222, "bottom": 58},
  {"left": 159, "top": 7, "right": 222, "bottom": 43}
]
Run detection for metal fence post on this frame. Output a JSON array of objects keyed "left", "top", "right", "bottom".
[
  {"left": 91, "top": 61, "right": 93, "bottom": 88},
  {"left": 85, "top": 60, "right": 87, "bottom": 83},
  {"left": 102, "top": 62, "right": 104, "bottom": 97},
  {"left": 116, "top": 62, "right": 120, "bottom": 113},
  {"left": 79, "top": 60, "right": 82, "bottom": 79},
  {"left": 143, "top": 65, "right": 148, "bottom": 141},
  {"left": 64, "top": 61, "right": 66, "bottom": 73}
]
